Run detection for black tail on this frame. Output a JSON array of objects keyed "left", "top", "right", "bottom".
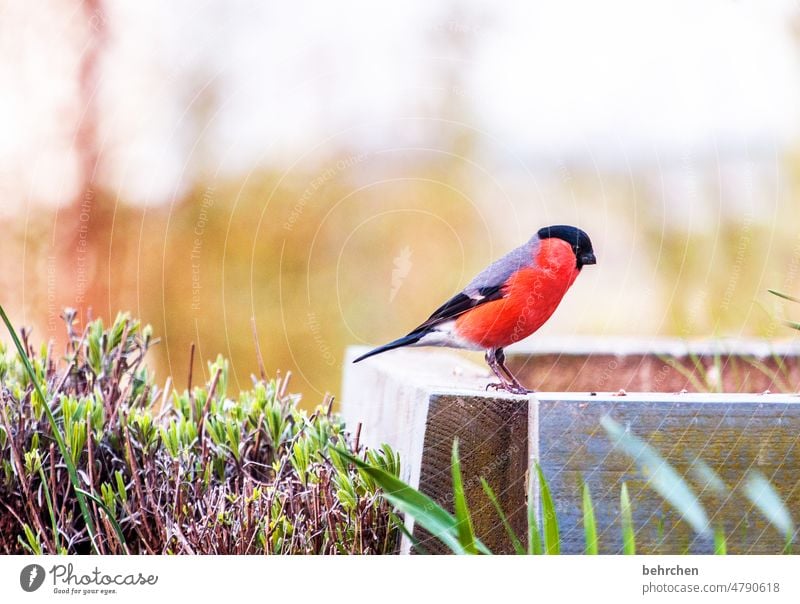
[{"left": 352, "top": 331, "right": 424, "bottom": 363}]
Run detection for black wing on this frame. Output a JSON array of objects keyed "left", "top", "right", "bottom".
[
  {"left": 353, "top": 283, "right": 507, "bottom": 363},
  {"left": 415, "top": 285, "right": 505, "bottom": 331},
  {"left": 414, "top": 237, "right": 537, "bottom": 332}
]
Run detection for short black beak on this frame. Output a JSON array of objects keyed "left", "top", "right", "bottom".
[{"left": 580, "top": 252, "right": 597, "bottom": 266}]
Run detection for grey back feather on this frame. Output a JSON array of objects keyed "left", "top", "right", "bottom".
[{"left": 464, "top": 235, "right": 540, "bottom": 297}]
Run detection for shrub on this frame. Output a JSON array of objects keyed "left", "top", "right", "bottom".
[{"left": 0, "top": 311, "right": 400, "bottom": 554}]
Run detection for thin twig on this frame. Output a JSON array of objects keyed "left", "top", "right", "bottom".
[
  {"left": 251, "top": 317, "right": 267, "bottom": 382},
  {"left": 0, "top": 402, "right": 54, "bottom": 552},
  {"left": 187, "top": 342, "right": 196, "bottom": 393}
]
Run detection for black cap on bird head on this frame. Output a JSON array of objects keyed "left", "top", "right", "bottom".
[{"left": 537, "top": 225, "right": 597, "bottom": 269}]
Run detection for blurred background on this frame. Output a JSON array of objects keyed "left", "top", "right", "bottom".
[{"left": 3, "top": 0, "right": 800, "bottom": 405}]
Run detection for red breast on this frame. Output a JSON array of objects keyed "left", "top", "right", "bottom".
[{"left": 454, "top": 238, "right": 581, "bottom": 349}]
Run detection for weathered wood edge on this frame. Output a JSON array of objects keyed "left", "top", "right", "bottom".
[{"left": 507, "top": 336, "right": 800, "bottom": 358}]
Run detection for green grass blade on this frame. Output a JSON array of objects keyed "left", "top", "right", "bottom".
[
  {"left": 745, "top": 356, "right": 792, "bottom": 394},
  {"left": 768, "top": 290, "right": 800, "bottom": 330},
  {"left": 656, "top": 353, "right": 707, "bottom": 393},
  {"left": 36, "top": 463, "right": 60, "bottom": 553},
  {"left": 582, "top": 481, "right": 599, "bottom": 555},
  {"left": 711, "top": 352, "right": 723, "bottom": 393},
  {"left": 687, "top": 457, "right": 728, "bottom": 496},
  {"left": 76, "top": 489, "right": 129, "bottom": 554},
  {"left": 770, "top": 350, "right": 794, "bottom": 385},
  {"left": 480, "top": 477, "right": 525, "bottom": 555},
  {"left": 527, "top": 474, "right": 542, "bottom": 555},
  {"left": 688, "top": 352, "right": 712, "bottom": 392},
  {"left": 20, "top": 524, "right": 42, "bottom": 554},
  {"left": 450, "top": 439, "right": 477, "bottom": 554},
  {"left": 714, "top": 525, "right": 727, "bottom": 555},
  {"left": 601, "top": 416, "right": 711, "bottom": 538},
  {"left": 389, "top": 511, "right": 429, "bottom": 555},
  {"left": 742, "top": 471, "right": 795, "bottom": 549},
  {"left": 768, "top": 289, "right": 800, "bottom": 304},
  {"left": 536, "top": 463, "right": 560, "bottom": 554},
  {"left": 620, "top": 482, "right": 636, "bottom": 555},
  {"left": 336, "top": 447, "right": 489, "bottom": 555},
  {"left": 0, "top": 304, "right": 98, "bottom": 553}
]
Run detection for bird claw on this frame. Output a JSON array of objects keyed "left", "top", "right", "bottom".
[{"left": 486, "top": 382, "right": 534, "bottom": 395}]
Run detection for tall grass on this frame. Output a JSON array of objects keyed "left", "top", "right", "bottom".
[{"left": 769, "top": 289, "right": 800, "bottom": 331}]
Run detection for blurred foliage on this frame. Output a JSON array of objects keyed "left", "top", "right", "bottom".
[
  {"left": 5, "top": 153, "right": 499, "bottom": 404},
  {"left": 4, "top": 152, "right": 800, "bottom": 407},
  {"left": 3, "top": 1, "right": 800, "bottom": 409}
]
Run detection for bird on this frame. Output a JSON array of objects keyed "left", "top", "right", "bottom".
[{"left": 353, "top": 225, "right": 596, "bottom": 394}]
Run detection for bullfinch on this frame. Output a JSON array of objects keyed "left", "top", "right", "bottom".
[{"left": 353, "top": 225, "right": 596, "bottom": 394}]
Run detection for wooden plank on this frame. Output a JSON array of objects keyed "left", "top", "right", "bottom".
[
  {"left": 537, "top": 393, "right": 800, "bottom": 554},
  {"left": 415, "top": 392, "right": 530, "bottom": 554}
]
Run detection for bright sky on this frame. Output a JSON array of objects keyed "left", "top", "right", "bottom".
[{"left": 1, "top": 0, "right": 799, "bottom": 207}]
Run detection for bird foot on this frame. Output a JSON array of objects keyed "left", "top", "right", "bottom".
[{"left": 486, "top": 381, "right": 534, "bottom": 395}]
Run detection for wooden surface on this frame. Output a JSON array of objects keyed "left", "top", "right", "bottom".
[
  {"left": 416, "top": 393, "right": 530, "bottom": 554},
  {"left": 505, "top": 337, "right": 800, "bottom": 393},
  {"left": 343, "top": 346, "right": 800, "bottom": 555},
  {"left": 538, "top": 393, "right": 800, "bottom": 554}
]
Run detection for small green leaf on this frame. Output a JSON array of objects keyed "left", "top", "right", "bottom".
[
  {"left": 688, "top": 457, "right": 728, "bottom": 496},
  {"left": 451, "top": 439, "right": 478, "bottom": 554},
  {"left": 620, "top": 483, "right": 636, "bottom": 555},
  {"left": 114, "top": 471, "right": 127, "bottom": 504},
  {"left": 336, "top": 447, "right": 489, "bottom": 555},
  {"left": 527, "top": 473, "right": 542, "bottom": 555},
  {"left": 77, "top": 489, "right": 129, "bottom": 553},
  {"left": 37, "top": 462, "right": 59, "bottom": 553},
  {"left": 582, "top": 481, "right": 599, "bottom": 555},
  {"left": 602, "top": 416, "right": 710, "bottom": 538},
  {"left": 536, "top": 463, "right": 559, "bottom": 554},
  {"left": 714, "top": 526, "right": 727, "bottom": 555},
  {"left": 480, "top": 477, "right": 525, "bottom": 555},
  {"left": 768, "top": 289, "right": 800, "bottom": 304},
  {"left": 743, "top": 471, "right": 795, "bottom": 548},
  {"left": 21, "top": 523, "right": 42, "bottom": 555},
  {"left": 337, "top": 448, "right": 463, "bottom": 554}
]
